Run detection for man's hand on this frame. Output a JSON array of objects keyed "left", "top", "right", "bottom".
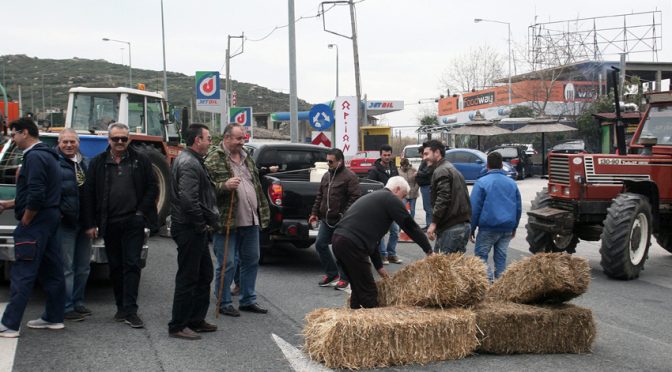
[
  {"left": 85, "top": 227, "right": 98, "bottom": 239},
  {"left": 269, "top": 165, "right": 279, "bottom": 173},
  {"left": 425, "top": 250, "right": 434, "bottom": 257},
  {"left": 377, "top": 267, "right": 390, "bottom": 279},
  {"left": 469, "top": 232, "right": 476, "bottom": 243},
  {"left": 511, "top": 230, "right": 516, "bottom": 238},
  {"left": 0, "top": 200, "right": 12, "bottom": 214},
  {"left": 308, "top": 214, "right": 318, "bottom": 226},
  {"left": 225, "top": 177, "right": 242, "bottom": 190},
  {"left": 427, "top": 223, "right": 437, "bottom": 241}
]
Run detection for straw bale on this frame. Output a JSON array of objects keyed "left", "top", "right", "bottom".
[
  {"left": 377, "top": 253, "right": 489, "bottom": 308},
  {"left": 488, "top": 253, "right": 590, "bottom": 304},
  {"left": 304, "top": 306, "right": 478, "bottom": 369},
  {"left": 474, "top": 301, "right": 596, "bottom": 354}
]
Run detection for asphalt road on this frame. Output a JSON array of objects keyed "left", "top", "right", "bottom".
[{"left": 2, "top": 177, "right": 672, "bottom": 371}]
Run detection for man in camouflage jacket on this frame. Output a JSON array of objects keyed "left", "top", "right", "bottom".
[{"left": 204, "top": 124, "right": 270, "bottom": 317}]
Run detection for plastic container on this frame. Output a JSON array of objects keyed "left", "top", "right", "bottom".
[{"left": 310, "top": 162, "right": 329, "bottom": 182}]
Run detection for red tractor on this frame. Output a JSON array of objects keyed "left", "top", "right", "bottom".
[{"left": 526, "top": 84, "right": 672, "bottom": 280}]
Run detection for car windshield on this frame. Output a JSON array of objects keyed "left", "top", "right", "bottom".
[
  {"left": 639, "top": 104, "right": 672, "bottom": 145},
  {"left": 493, "top": 147, "right": 518, "bottom": 158},
  {"left": 403, "top": 146, "right": 421, "bottom": 158}
]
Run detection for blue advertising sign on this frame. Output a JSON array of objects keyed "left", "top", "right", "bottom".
[
  {"left": 308, "top": 104, "right": 334, "bottom": 131},
  {"left": 229, "top": 107, "right": 253, "bottom": 126},
  {"left": 195, "top": 71, "right": 220, "bottom": 100}
]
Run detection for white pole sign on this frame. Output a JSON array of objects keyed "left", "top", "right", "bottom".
[{"left": 335, "top": 96, "right": 358, "bottom": 162}]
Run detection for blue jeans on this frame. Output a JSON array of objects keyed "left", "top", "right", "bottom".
[
  {"left": 213, "top": 226, "right": 260, "bottom": 309},
  {"left": 315, "top": 221, "right": 347, "bottom": 280},
  {"left": 474, "top": 230, "right": 513, "bottom": 281},
  {"left": 420, "top": 185, "right": 432, "bottom": 227},
  {"left": 404, "top": 198, "right": 417, "bottom": 219},
  {"left": 57, "top": 223, "right": 92, "bottom": 312},
  {"left": 434, "top": 222, "right": 471, "bottom": 254},
  {"left": 379, "top": 222, "right": 399, "bottom": 257}
]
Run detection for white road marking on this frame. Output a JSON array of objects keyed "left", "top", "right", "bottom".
[
  {"left": 271, "top": 333, "right": 331, "bottom": 372},
  {"left": 0, "top": 303, "right": 18, "bottom": 372}
]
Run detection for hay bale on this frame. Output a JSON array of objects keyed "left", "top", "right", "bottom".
[
  {"left": 474, "top": 301, "right": 596, "bottom": 354},
  {"left": 304, "top": 306, "right": 478, "bottom": 369},
  {"left": 488, "top": 253, "right": 590, "bottom": 304},
  {"left": 377, "top": 254, "right": 489, "bottom": 308}
]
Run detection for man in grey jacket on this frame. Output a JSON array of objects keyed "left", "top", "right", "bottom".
[
  {"left": 420, "top": 140, "right": 471, "bottom": 253},
  {"left": 168, "top": 124, "right": 219, "bottom": 340}
]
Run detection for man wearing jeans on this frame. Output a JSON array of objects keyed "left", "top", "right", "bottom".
[
  {"left": 420, "top": 140, "right": 472, "bottom": 253},
  {"left": 470, "top": 152, "right": 521, "bottom": 281},
  {"left": 206, "top": 124, "right": 270, "bottom": 317},
  {"left": 416, "top": 160, "right": 433, "bottom": 230}
]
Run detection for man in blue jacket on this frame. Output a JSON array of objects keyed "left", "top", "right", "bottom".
[
  {"left": 470, "top": 151, "right": 521, "bottom": 281},
  {"left": 0, "top": 118, "right": 64, "bottom": 338}
]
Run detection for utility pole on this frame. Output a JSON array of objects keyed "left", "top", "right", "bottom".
[
  {"left": 349, "top": 0, "right": 363, "bottom": 126},
  {"left": 288, "top": 0, "right": 299, "bottom": 142},
  {"left": 225, "top": 33, "right": 244, "bottom": 133},
  {"left": 161, "top": 0, "right": 169, "bottom": 100}
]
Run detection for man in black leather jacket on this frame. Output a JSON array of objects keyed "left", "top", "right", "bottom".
[{"left": 168, "top": 124, "right": 219, "bottom": 340}]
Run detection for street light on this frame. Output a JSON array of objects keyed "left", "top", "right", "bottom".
[
  {"left": 474, "top": 18, "right": 512, "bottom": 105},
  {"left": 328, "top": 43, "right": 339, "bottom": 97},
  {"left": 102, "top": 37, "right": 132, "bottom": 87}
]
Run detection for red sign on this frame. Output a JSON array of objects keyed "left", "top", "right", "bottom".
[{"left": 311, "top": 132, "right": 332, "bottom": 147}]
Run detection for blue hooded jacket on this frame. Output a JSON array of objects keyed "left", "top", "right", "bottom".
[
  {"left": 470, "top": 169, "right": 521, "bottom": 233},
  {"left": 15, "top": 142, "right": 62, "bottom": 221}
]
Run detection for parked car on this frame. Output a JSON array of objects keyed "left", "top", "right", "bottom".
[
  {"left": 444, "top": 148, "right": 517, "bottom": 183},
  {"left": 487, "top": 145, "right": 533, "bottom": 179},
  {"left": 348, "top": 150, "right": 379, "bottom": 177},
  {"left": 401, "top": 144, "right": 422, "bottom": 169}
]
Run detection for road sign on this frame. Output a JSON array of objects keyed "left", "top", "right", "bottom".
[
  {"left": 195, "top": 71, "right": 220, "bottom": 100},
  {"left": 308, "top": 104, "right": 334, "bottom": 131},
  {"left": 229, "top": 107, "right": 253, "bottom": 126},
  {"left": 311, "top": 131, "right": 332, "bottom": 147}
]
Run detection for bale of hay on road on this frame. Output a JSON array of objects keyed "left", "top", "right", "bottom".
[
  {"left": 488, "top": 253, "right": 590, "bottom": 304},
  {"left": 377, "top": 253, "right": 489, "bottom": 308},
  {"left": 303, "top": 306, "right": 478, "bottom": 369},
  {"left": 474, "top": 301, "right": 596, "bottom": 354}
]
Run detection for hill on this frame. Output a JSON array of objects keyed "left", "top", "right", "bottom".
[{"left": 0, "top": 54, "right": 312, "bottom": 116}]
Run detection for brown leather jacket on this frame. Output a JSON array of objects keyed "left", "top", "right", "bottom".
[
  {"left": 311, "top": 164, "right": 361, "bottom": 226},
  {"left": 431, "top": 158, "right": 471, "bottom": 232}
]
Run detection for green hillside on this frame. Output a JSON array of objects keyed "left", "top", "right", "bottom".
[{"left": 0, "top": 54, "right": 312, "bottom": 115}]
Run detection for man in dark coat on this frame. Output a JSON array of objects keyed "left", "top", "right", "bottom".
[{"left": 367, "top": 144, "right": 401, "bottom": 264}]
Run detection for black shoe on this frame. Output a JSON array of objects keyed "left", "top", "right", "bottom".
[
  {"left": 219, "top": 305, "right": 240, "bottom": 317},
  {"left": 74, "top": 305, "right": 93, "bottom": 316},
  {"left": 239, "top": 303, "right": 268, "bottom": 314},
  {"left": 190, "top": 320, "right": 217, "bottom": 333},
  {"left": 113, "top": 311, "right": 127, "bottom": 322},
  {"left": 64, "top": 311, "right": 86, "bottom": 322},
  {"left": 124, "top": 313, "right": 144, "bottom": 328},
  {"left": 169, "top": 327, "right": 201, "bottom": 340}
]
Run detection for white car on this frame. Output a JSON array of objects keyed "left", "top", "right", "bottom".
[{"left": 401, "top": 144, "right": 423, "bottom": 169}]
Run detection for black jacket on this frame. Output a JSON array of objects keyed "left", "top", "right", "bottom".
[
  {"left": 15, "top": 143, "right": 61, "bottom": 221},
  {"left": 311, "top": 163, "right": 361, "bottom": 226},
  {"left": 334, "top": 189, "right": 431, "bottom": 269},
  {"left": 57, "top": 150, "right": 89, "bottom": 227},
  {"left": 415, "top": 160, "right": 433, "bottom": 187},
  {"left": 431, "top": 158, "right": 471, "bottom": 233},
  {"left": 169, "top": 148, "right": 219, "bottom": 232},
  {"left": 81, "top": 146, "right": 158, "bottom": 235},
  {"left": 367, "top": 158, "right": 398, "bottom": 185}
]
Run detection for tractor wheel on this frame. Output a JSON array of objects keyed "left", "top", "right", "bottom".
[
  {"left": 134, "top": 145, "right": 171, "bottom": 229},
  {"left": 655, "top": 231, "right": 672, "bottom": 254},
  {"left": 599, "top": 193, "right": 652, "bottom": 280},
  {"left": 526, "top": 188, "right": 579, "bottom": 254}
]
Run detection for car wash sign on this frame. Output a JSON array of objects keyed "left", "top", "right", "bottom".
[
  {"left": 335, "top": 96, "right": 358, "bottom": 159},
  {"left": 195, "top": 71, "right": 223, "bottom": 113}
]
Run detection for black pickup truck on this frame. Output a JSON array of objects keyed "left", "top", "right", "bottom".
[{"left": 245, "top": 142, "right": 383, "bottom": 260}]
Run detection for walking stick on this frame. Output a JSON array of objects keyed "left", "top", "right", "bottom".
[{"left": 215, "top": 193, "right": 235, "bottom": 318}]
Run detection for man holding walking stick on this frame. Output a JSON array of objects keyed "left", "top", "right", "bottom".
[
  {"left": 168, "top": 124, "right": 219, "bottom": 340},
  {"left": 205, "top": 124, "right": 270, "bottom": 317}
]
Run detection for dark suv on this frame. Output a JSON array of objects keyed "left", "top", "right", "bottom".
[{"left": 487, "top": 145, "right": 533, "bottom": 180}]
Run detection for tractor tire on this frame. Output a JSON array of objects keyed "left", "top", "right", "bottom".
[
  {"left": 655, "top": 232, "right": 672, "bottom": 254},
  {"left": 526, "top": 188, "right": 579, "bottom": 254},
  {"left": 599, "top": 193, "right": 652, "bottom": 280},
  {"left": 134, "top": 145, "right": 171, "bottom": 229}
]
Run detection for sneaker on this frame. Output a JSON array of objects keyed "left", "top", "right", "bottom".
[
  {"left": 334, "top": 280, "right": 349, "bottom": 291},
  {"left": 124, "top": 313, "right": 144, "bottom": 329},
  {"left": 382, "top": 256, "right": 389, "bottom": 265},
  {"left": 0, "top": 323, "right": 19, "bottom": 338},
  {"left": 388, "top": 255, "right": 403, "bottom": 264},
  {"left": 74, "top": 305, "right": 93, "bottom": 316},
  {"left": 219, "top": 305, "right": 241, "bottom": 317},
  {"left": 27, "top": 318, "right": 65, "bottom": 330},
  {"left": 113, "top": 311, "right": 127, "bottom": 322},
  {"left": 318, "top": 275, "right": 339, "bottom": 287},
  {"left": 64, "top": 311, "right": 86, "bottom": 322}
]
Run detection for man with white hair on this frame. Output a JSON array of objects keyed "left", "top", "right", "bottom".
[{"left": 332, "top": 176, "right": 433, "bottom": 309}]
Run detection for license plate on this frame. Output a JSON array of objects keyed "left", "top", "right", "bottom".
[{"left": 361, "top": 162, "right": 371, "bottom": 166}]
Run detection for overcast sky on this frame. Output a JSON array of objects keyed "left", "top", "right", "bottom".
[{"left": 4, "top": 0, "right": 671, "bottom": 136}]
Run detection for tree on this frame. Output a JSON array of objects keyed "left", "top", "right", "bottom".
[
  {"left": 509, "top": 105, "right": 534, "bottom": 118},
  {"left": 439, "top": 45, "right": 505, "bottom": 94}
]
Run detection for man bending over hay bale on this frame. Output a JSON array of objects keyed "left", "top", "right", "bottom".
[
  {"left": 488, "top": 253, "right": 591, "bottom": 304},
  {"left": 332, "top": 176, "right": 433, "bottom": 309},
  {"left": 304, "top": 306, "right": 478, "bottom": 369},
  {"left": 377, "top": 254, "right": 489, "bottom": 308},
  {"left": 474, "top": 301, "right": 596, "bottom": 354}
]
